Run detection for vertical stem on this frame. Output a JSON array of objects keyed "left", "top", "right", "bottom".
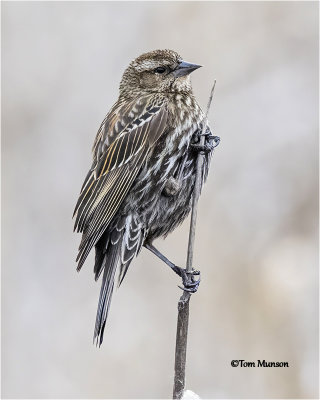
[
  {"left": 186, "top": 80, "right": 216, "bottom": 273},
  {"left": 173, "top": 291, "right": 191, "bottom": 399},
  {"left": 172, "top": 81, "right": 216, "bottom": 399},
  {"left": 185, "top": 152, "right": 204, "bottom": 273}
]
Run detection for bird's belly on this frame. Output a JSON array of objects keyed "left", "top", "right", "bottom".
[
  {"left": 118, "top": 118, "right": 210, "bottom": 241},
  {"left": 145, "top": 170, "right": 196, "bottom": 240},
  {"left": 121, "top": 145, "right": 198, "bottom": 241}
]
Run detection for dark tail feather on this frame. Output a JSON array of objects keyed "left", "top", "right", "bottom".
[
  {"left": 94, "top": 233, "right": 110, "bottom": 281},
  {"left": 93, "top": 238, "right": 121, "bottom": 346},
  {"left": 92, "top": 215, "right": 143, "bottom": 346}
]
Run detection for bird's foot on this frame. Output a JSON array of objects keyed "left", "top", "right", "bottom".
[
  {"left": 176, "top": 267, "right": 201, "bottom": 293},
  {"left": 213, "top": 135, "right": 220, "bottom": 147},
  {"left": 191, "top": 127, "right": 220, "bottom": 155}
]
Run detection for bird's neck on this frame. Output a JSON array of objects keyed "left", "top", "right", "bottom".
[{"left": 118, "top": 89, "right": 196, "bottom": 104}]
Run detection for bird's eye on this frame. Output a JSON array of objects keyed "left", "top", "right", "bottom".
[{"left": 154, "top": 66, "right": 167, "bottom": 74}]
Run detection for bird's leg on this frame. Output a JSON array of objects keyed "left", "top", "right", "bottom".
[
  {"left": 191, "top": 126, "right": 220, "bottom": 154},
  {"left": 144, "top": 243, "right": 200, "bottom": 293},
  {"left": 144, "top": 243, "right": 180, "bottom": 275}
]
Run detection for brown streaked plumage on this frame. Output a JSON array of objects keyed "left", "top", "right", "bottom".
[{"left": 73, "top": 49, "right": 219, "bottom": 345}]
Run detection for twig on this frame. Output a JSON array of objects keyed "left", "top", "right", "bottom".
[{"left": 173, "top": 81, "right": 216, "bottom": 400}]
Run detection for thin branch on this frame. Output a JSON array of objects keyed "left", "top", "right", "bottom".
[
  {"left": 173, "top": 80, "right": 217, "bottom": 400},
  {"left": 186, "top": 80, "right": 216, "bottom": 274}
]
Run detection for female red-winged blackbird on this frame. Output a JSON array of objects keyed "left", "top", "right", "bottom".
[{"left": 73, "top": 49, "right": 219, "bottom": 345}]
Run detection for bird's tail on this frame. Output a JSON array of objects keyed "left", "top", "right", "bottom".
[
  {"left": 93, "top": 236, "right": 120, "bottom": 346},
  {"left": 93, "top": 215, "right": 143, "bottom": 346}
]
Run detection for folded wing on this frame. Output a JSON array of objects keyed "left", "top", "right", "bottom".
[{"left": 73, "top": 95, "right": 168, "bottom": 270}]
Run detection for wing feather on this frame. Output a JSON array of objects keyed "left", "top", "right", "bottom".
[
  {"left": 76, "top": 162, "right": 141, "bottom": 269},
  {"left": 74, "top": 95, "right": 168, "bottom": 269}
]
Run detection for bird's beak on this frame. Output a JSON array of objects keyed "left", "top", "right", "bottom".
[{"left": 173, "top": 60, "right": 202, "bottom": 78}]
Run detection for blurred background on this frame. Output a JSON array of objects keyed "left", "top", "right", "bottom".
[{"left": 2, "top": 1, "right": 318, "bottom": 399}]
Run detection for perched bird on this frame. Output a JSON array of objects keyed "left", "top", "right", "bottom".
[{"left": 73, "top": 49, "right": 219, "bottom": 345}]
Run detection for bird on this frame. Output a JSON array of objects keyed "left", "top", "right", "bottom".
[{"left": 73, "top": 49, "right": 219, "bottom": 346}]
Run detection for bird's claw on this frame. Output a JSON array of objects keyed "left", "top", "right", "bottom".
[
  {"left": 191, "top": 128, "right": 220, "bottom": 155},
  {"left": 176, "top": 267, "right": 201, "bottom": 293},
  {"left": 212, "top": 135, "right": 220, "bottom": 148}
]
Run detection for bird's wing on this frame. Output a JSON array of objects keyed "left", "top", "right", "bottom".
[{"left": 73, "top": 95, "right": 168, "bottom": 269}]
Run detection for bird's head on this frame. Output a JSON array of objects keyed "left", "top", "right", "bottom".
[{"left": 119, "top": 49, "right": 201, "bottom": 98}]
